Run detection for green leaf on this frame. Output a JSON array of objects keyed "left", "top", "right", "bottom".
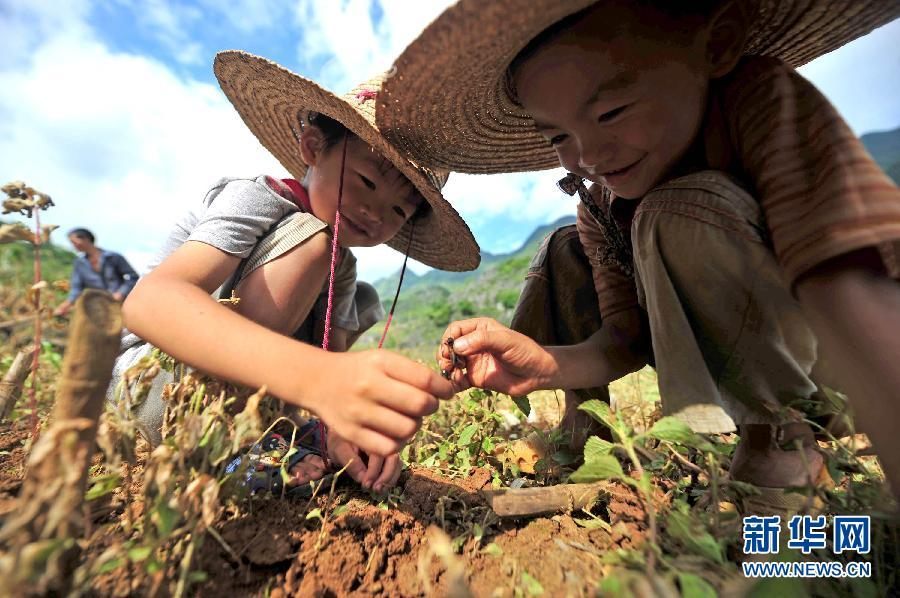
[
  {"left": 520, "top": 570, "right": 544, "bottom": 596},
  {"left": 154, "top": 502, "right": 179, "bottom": 537},
  {"left": 85, "top": 473, "right": 121, "bottom": 501},
  {"left": 458, "top": 423, "right": 479, "bottom": 446},
  {"left": 578, "top": 400, "right": 615, "bottom": 428},
  {"left": 438, "top": 441, "right": 450, "bottom": 461},
  {"left": 332, "top": 504, "right": 349, "bottom": 517},
  {"left": 666, "top": 502, "right": 724, "bottom": 564},
  {"left": 127, "top": 546, "right": 152, "bottom": 562},
  {"left": 482, "top": 542, "right": 503, "bottom": 557},
  {"left": 306, "top": 508, "right": 323, "bottom": 521},
  {"left": 646, "top": 417, "right": 712, "bottom": 450},
  {"left": 451, "top": 533, "right": 467, "bottom": 553},
  {"left": 511, "top": 395, "right": 531, "bottom": 417},
  {"left": 597, "top": 575, "right": 628, "bottom": 597},
  {"left": 569, "top": 454, "right": 623, "bottom": 483},
  {"left": 97, "top": 556, "right": 125, "bottom": 575},
  {"left": 551, "top": 450, "right": 578, "bottom": 466},
  {"left": 583, "top": 435, "right": 615, "bottom": 461},
  {"left": 146, "top": 557, "right": 164, "bottom": 574},
  {"left": 678, "top": 572, "right": 716, "bottom": 598},
  {"left": 482, "top": 436, "right": 495, "bottom": 453},
  {"left": 187, "top": 570, "right": 209, "bottom": 583}
]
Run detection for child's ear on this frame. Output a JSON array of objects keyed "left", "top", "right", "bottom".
[
  {"left": 299, "top": 126, "right": 326, "bottom": 167},
  {"left": 705, "top": 0, "right": 750, "bottom": 78}
]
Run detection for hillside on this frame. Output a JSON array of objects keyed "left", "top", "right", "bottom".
[
  {"left": 359, "top": 215, "right": 576, "bottom": 359},
  {"left": 861, "top": 126, "right": 900, "bottom": 181},
  {"left": 0, "top": 230, "right": 76, "bottom": 289}
]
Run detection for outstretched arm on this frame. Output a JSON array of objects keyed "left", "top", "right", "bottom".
[
  {"left": 438, "top": 308, "right": 649, "bottom": 395},
  {"left": 123, "top": 239, "right": 454, "bottom": 457}
]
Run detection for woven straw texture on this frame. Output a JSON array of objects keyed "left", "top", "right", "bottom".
[
  {"left": 214, "top": 50, "right": 480, "bottom": 271},
  {"left": 378, "top": 0, "right": 900, "bottom": 174}
]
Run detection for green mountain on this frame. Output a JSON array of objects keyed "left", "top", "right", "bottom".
[
  {"left": 0, "top": 228, "right": 76, "bottom": 289},
  {"left": 861, "top": 126, "right": 900, "bottom": 183},
  {"left": 359, "top": 215, "right": 576, "bottom": 359}
]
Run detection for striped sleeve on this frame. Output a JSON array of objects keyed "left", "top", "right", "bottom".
[
  {"left": 576, "top": 200, "right": 640, "bottom": 319},
  {"left": 725, "top": 57, "right": 900, "bottom": 288}
]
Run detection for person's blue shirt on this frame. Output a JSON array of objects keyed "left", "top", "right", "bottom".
[{"left": 68, "top": 250, "right": 139, "bottom": 302}]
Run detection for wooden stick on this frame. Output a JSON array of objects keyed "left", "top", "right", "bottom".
[
  {"left": 0, "top": 290, "right": 121, "bottom": 594},
  {"left": 0, "top": 347, "right": 36, "bottom": 422},
  {"left": 0, "top": 315, "right": 34, "bottom": 331},
  {"left": 482, "top": 481, "right": 615, "bottom": 518}
]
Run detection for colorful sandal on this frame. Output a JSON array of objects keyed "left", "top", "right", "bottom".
[{"left": 225, "top": 419, "right": 328, "bottom": 495}]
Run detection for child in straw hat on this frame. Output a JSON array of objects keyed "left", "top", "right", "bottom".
[
  {"left": 109, "top": 51, "right": 479, "bottom": 494},
  {"left": 380, "top": 0, "right": 900, "bottom": 504}
]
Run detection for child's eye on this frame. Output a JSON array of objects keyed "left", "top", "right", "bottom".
[
  {"left": 359, "top": 175, "right": 376, "bottom": 190},
  {"left": 548, "top": 134, "right": 568, "bottom": 147},
  {"left": 598, "top": 105, "right": 628, "bottom": 123},
  {"left": 393, "top": 206, "right": 407, "bottom": 218}
]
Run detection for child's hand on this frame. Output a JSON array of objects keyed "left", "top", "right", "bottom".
[
  {"left": 328, "top": 433, "right": 402, "bottom": 493},
  {"left": 310, "top": 350, "right": 454, "bottom": 458},
  {"left": 438, "top": 318, "right": 556, "bottom": 396}
]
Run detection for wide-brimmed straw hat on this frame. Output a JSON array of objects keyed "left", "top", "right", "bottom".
[
  {"left": 213, "top": 50, "right": 480, "bottom": 271},
  {"left": 378, "top": 0, "right": 900, "bottom": 174}
]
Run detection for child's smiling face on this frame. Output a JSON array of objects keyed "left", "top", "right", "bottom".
[
  {"left": 512, "top": 3, "right": 716, "bottom": 199},
  {"left": 302, "top": 134, "right": 422, "bottom": 248}
]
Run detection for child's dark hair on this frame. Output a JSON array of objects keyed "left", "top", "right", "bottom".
[
  {"left": 306, "top": 111, "right": 356, "bottom": 151},
  {"left": 68, "top": 227, "right": 95, "bottom": 244},
  {"left": 508, "top": 0, "right": 722, "bottom": 102}
]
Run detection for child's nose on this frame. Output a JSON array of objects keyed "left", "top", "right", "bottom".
[
  {"left": 578, "top": 133, "right": 615, "bottom": 174},
  {"left": 360, "top": 204, "right": 382, "bottom": 225},
  {"left": 578, "top": 139, "right": 614, "bottom": 175}
]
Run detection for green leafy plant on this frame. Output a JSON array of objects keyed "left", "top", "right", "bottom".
[{"left": 412, "top": 388, "right": 505, "bottom": 476}]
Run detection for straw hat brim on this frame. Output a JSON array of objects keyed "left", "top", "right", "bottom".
[
  {"left": 213, "top": 50, "right": 480, "bottom": 272},
  {"left": 378, "top": 0, "right": 900, "bottom": 174}
]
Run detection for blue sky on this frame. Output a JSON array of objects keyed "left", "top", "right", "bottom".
[{"left": 1, "top": 1, "right": 899, "bottom": 281}]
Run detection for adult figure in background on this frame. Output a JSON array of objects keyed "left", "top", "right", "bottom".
[{"left": 53, "top": 228, "right": 139, "bottom": 316}]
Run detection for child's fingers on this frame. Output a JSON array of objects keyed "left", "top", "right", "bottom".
[
  {"left": 441, "top": 317, "right": 498, "bottom": 343},
  {"left": 362, "top": 404, "right": 422, "bottom": 445},
  {"left": 350, "top": 426, "right": 404, "bottom": 458},
  {"left": 449, "top": 368, "right": 471, "bottom": 393},
  {"left": 450, "top": 326, "right": 517, "bottom": 356},
  {"left": 383, "top": 357, "right": 456, "bottom": 401},
  {"left": 373, "top": 454, "right": 402, "bottom": 493},
  {"left": 329, "top": 441, "right": 366, "bottom": 484},
  {"left": 363, "top": 454, "right": 384, "bottom": 489}
]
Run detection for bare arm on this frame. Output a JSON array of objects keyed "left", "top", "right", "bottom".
[
  {"left": 795, "top": 249, "right": 900, "bottom": 495},
  {"left": 123, "top": 239, "right": 453, "bottom": 456},
  {"left": 123, "top": 238, "right": 333, "bottom": 402},
  {"left": 440, "top": 308, "right": 649, "bottom": 396},
  {"left": 546, "top": 308, "right": 649, "bottom": 390}
]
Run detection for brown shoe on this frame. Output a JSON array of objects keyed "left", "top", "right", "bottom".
[{"left": 731, "top": 423, "right": 833, "bottom": 516}]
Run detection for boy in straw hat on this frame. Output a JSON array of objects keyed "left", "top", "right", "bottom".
[
  {"left": 110, "top": 51, "right": 479, "bottom": 494},
  {"left": 379, "top": 0, "right": 900, "bottom": 504}
]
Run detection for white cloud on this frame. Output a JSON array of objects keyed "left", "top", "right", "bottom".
[
  {"left": 293, "top": 0, "right": 453, "bottom": 91},
  {"left": 0, "top": 6, "right": 285, "bottom": 274},
  {"left": 126, "top": 0, "right": 206, "bottom": 66}
]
